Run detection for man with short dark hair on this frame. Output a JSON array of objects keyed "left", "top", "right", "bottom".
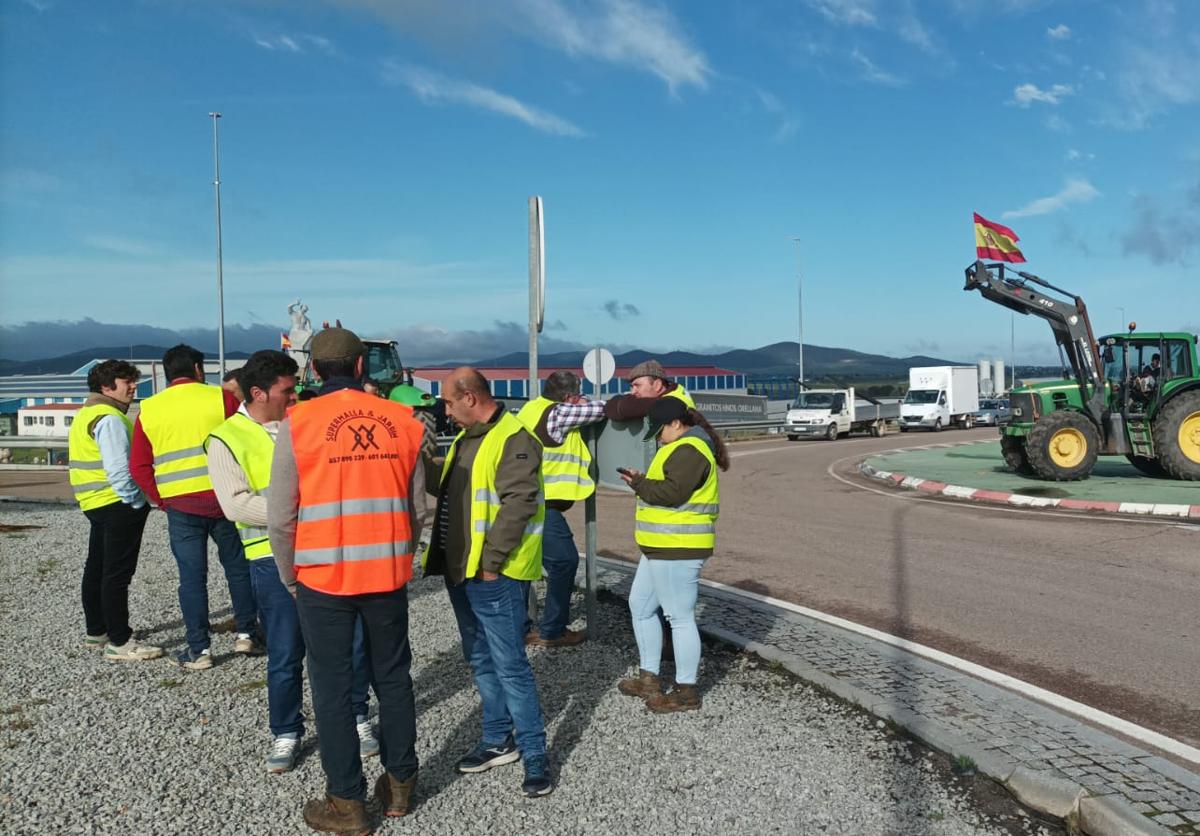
[
  {"left": 222, "top": 367, "right": 244, "bottom": 403},
  {"left": 516, "top": 370, "right": 606, "bottom": 647},
  {"left": 428, "top": 366, "right": 553, "bottom": 797},
  {"left": 269, "top": 328, "right": 426, "bottom": 831},
  {"left": 131, "top": 343, "right": 260, "bottom": 670},
  {"left": 69, "top": 359, "right": 161, "bottom": 661}
]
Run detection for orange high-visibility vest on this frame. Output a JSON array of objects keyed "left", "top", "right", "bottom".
[{"left": 289, "top": 389, "right": 425, "bottom": 595}]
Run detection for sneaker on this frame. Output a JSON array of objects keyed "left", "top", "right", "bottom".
[
  {"left": 233, "top": 633, "right": 264, "bottom": 655},
  {"left": 529, "top": 628, "right": 586, "bottom": 648},
  {"left": 172, "top": 647, "right": 213, "bottom": 670},
  {"left": 521, "top": 754, "right": 554, "bottom": 798},
  {"left": 357, "top": 719, "right": 380, "bottom": 759},
  {"left": 266, "top": 734, "right": 300, "bottom": 774},
  {"left": 104, "top": 640, "right": 164, "bottom": 662},
  {"left": 85, "top": 633, "right": 109, "bottom": 650},
  {"left": 456, "top": 735, "right": 520, "bottom": 774}
]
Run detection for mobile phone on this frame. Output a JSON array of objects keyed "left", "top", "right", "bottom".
[{"left": 616, "top": 467, "right": 633, "bottom": 476}]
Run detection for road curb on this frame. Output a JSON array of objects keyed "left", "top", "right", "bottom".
[
  {"left": 0, "top": 494, "right": 75, "bottom": 506},
  {"left": 858, "top": 459, "right": 1200, "bottom": 520}
]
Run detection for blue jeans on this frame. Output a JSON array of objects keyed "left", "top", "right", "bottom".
[
  {"left": 628, "top": 555, "right": 705, "bottom": 684},
  {"left": 249, "top": 558, "right": 305, "bottom": 737},
  {"left": 296, "top": 583, "right": 417, "bottom": 801},
  {"left": 248, "top": 558, "right": 371, "bottom": 737},
  {"left": 536, "top": 508, "right": 578, "bottom": 639},
  {"left": 447, "top": 575, "right": 546, "bottom": 757},
  {"left": 165, "top": 510, "right": 258, "bottom": 654}
]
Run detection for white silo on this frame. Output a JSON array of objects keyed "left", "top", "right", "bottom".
[
  {"left": 993, "top": 359, "right": 1007, "bottom": 394},
  {"left": 978, "top": 360, "right": 993, "bottom": 396}
]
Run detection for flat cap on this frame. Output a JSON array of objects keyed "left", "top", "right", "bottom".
[
  {"left": 627, "top": 359, "right": 666, "bottom": 382},
  {"left": 309, "top": 327, "right": 366, "bottom": 362}
]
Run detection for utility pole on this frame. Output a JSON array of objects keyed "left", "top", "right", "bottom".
[
  {"left": 528, "top": 197, "right": 545, "bottom": 400},
  {"left": 209, "top": 112, "right": 226, "bottom": 377},
  {"left": 794, "top": 237, "right": 804, "bottom": 394},
  {"left": 1010, "top": 312, "right": 1016, "bottom": 391}
]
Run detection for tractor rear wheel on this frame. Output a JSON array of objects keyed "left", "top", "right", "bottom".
[
  {"left": 1024, "top": 412, "right": 1099, "bottom": 481},
  {"left": 1152, "top": 390, "right": 1200, "bottom": 480},
  {"left": 1125, "top": 455, "right": 1167, "bottom": 478},
  {"left": 1000, "top": 434, "right": 1034, "bottom": 476}
]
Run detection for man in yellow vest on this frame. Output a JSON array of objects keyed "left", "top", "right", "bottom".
[
  {"left": 426, "top": 367, "right": 553, "bottom": 797},
  {"left": 131, "top": 344, "right": 260, "bottom": 670},
  {"left": 603, "top": 358, "right": 695, "bottom": 422},
  {"left": 207, "top": 350, "right": 307, "bottom": 772},
  {"left": 516, "top": 370, "right": 606, "bottom": 647},
  {"left": 68, "top": 359, "right": 161, "bottom": 661}
]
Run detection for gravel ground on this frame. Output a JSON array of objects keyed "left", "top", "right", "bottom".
[{"left": 0, "top": 504, "right": 1060, "bottom": 835}]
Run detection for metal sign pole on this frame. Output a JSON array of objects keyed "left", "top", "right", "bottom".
[
  {"left": 584, "top": 423, "right": 598, "bottom": 634},
  {"left": 210, "top": 112, "right": 226, "bottom": 377}
]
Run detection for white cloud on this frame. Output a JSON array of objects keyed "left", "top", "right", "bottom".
[
  {"left": 898, "top": 14, "right": 936, "bottom": 54},
  {"left": 381, "top": 63, "right": 585, "bottom": 137},
  {"left": 1065, "top": 148, "right": 1095, "bottom": 162},
  {"left": 851, "top": 49, "right": 905, "bottom": 87},
  {"left": 252, "top": 33, "right": 336, "bottom": 56},
  {"left": 1046, "top": 24, "right": 1071, "bottom": 40},
  {"left": 19, "top": 0, "right": 52, "bottom": 10},
  {"left": 1043, "top": 113, "right": 1070, "bottom": 132},
  {"left": 518, "top": 0, "right": 710, "bottom": 94},
  {"left": 1011, "top": 82, "right": 1074, "bottom": 107},
  {"left": 1002, "top": 178, "right": 1100, "bottom": 219},
  {"left": 81, "top": 235, "right": 159, "bottom": 257},
  {"left": 756, "top": 89, "right": 799, "bottom": 142},
  {"left": 806, "top": 0, "right": 877, "bottom": 26}
]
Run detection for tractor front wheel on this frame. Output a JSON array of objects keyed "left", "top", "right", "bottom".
[
  {"left": 1024, "top": 412, "right": 1100, "bottom": 481},
  {"left": 1000, "top": 434, "right": 1035, "bottom": 476},
  {"left": 1153, "top": 391, "right": 1200, "bottom": 480}
]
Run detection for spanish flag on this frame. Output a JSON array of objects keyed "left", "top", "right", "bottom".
[
  {"left": 974, "top": 212, "right": 1025, "bottom": 263},
  {"left": 281, "top": 332, "right": 291, "bottom": 350}
]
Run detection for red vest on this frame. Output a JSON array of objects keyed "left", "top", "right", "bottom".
[{"left": 289, "top": 389, "right": 424, "bottom": 595}]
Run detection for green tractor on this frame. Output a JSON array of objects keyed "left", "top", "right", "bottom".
[
  {"left": 298, "top": 337, "right": 432, "bottom": 407},
  {"left": 964, "top": 260, "right": 1200, "bottom": 481}
]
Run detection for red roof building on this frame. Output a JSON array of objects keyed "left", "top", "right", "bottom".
[{"left": 411, "top": 365, "right": 746, "bottom": 400}]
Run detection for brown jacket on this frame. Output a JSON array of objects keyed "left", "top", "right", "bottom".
[{"left": 425, "top": 406, "right": 542, "bottom": 583}]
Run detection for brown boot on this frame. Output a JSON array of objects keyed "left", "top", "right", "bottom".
[
  {"left": 374, "top": 771, "right": 417, "bottom": 818},
  {"left": 646, "top": 684, "right": 701, "bottom": 714},
  {"left": 301, "top": 793, "right": 371, "bottom": 835},
  {"left": 617, "top": 668, "right": 662, "bottom": 699},
  {"left": 529, "top": 628, "right": 587, "bottom": 648}
]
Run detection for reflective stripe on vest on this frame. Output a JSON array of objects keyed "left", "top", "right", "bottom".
[
  {"left": 634, "top": 435, "right": 719, "bottom": 551},
  {"left": 68, "top": 404, "right": 132, "bottom": 511},
  {"left": 290, "top": 390, "right": 424, "bottom": 595},
  {"left": 434, "top": 413, "right": 544, "bottom": 581},
  {"left": 139, "top": 383, "right": 226, "bottom": 498},
  {"left": 207, "top": 412, "right": 275, "bottom": 560},
  {"left": 664, "top": 386, "right": 696, "bottom": 409},
  {"left": 515, "top": 396, "right": 595, "bottom": 502}
]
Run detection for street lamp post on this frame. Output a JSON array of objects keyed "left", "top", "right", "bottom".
[
  {"left": 209, "top": 112, "right": 226, "bottom": 377},
  {"left": 794, "top": 237, "right": 804, "bottom": 394}
]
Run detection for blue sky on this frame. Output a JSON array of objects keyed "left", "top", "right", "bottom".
[{"left": 1, "top": 0, "right": 1197, "bottom": 365}]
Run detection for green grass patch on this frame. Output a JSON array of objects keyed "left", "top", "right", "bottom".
[
  {"left": 158, "top": 679, "right": 183, "bottom": 689},
  {"left": 233, "top": 679, "right": 268, "bottom": 693}
]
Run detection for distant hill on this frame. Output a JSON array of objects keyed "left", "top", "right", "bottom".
[
  {"left": 469, "top": 341, "right": 964, "bottom": 379},
  {"left": 0, "top": 345, "right": 251, "bottom": 376}
]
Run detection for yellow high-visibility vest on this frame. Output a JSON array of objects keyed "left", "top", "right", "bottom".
[
  {"left": 139, "top": 383, "right": 225, "bottom": 498},
  {"left": 434, "top": 413, "right": 544, "bottom": 580},
  {"left": 634, "top": 435, "right": 719, "bottom": 551},
  {"left": 207, "top": 412, "right": 274, "bottom": 560},
  {"left": 515, "top": 396, "right": 595, "bottom": 502},
  {"left": 68, "top": 404, "right": 131, "bottom": 511},
  {"left": 664, "top": 385, "right": 696, "bottom": 409}
]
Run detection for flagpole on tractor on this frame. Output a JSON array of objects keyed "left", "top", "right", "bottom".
[
  {"left": 794, "top": 237, "right": 804, "bottom": 394},
  {"left": 209, "top": 112, "right": 227, "bottom": 377}
]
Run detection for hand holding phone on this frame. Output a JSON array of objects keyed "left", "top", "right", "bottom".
[{"left": 616, "top": 467, "right": 633, "bottom": 476}]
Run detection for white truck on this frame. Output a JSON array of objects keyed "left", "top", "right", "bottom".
[
  {"left": 785, "top": 388, "right": 900, "bottom": 440},
  {"left": 899, "top": 366, "right": 980, "bottom": 432}
]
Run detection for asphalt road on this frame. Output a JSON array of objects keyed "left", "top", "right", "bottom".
[{"left": 566, "top": 427, "right": 1200, "bottom": 751}]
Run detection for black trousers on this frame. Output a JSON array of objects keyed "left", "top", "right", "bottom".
[
  {"left": 296, "top": 582, "right": 418, "bottom": 800},
  {"left": 81, "top": 501, "right": 151, "bottom": 646}
]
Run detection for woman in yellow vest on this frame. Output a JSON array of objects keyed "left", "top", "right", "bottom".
[{"left": 617, "top": 397, "right": 729, "bottom": 713}]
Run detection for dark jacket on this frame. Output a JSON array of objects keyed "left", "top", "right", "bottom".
[
  {"left": 603, "top": 382, "right": 687, "bottom": 422},
  {"left": 425, "top": 406, "right": 542, "bottom": 583},
  {"left": 629, "top": 426, "right": 717, "bottom": 560}
]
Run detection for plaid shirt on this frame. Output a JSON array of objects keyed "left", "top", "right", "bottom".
[{"left": 544, "top": 399, "right": 606, "bottom": 444}]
